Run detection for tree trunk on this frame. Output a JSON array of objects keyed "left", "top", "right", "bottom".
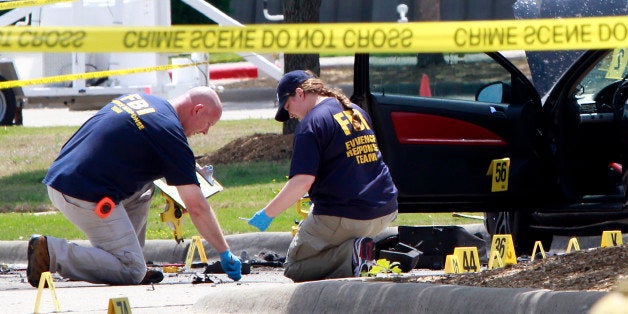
[
  {"left": 416, "top": 0, "right": 440, "bottom": 20},
  {"left": 414, "top": 0, "right": 444, "bottom": 67},
  {"left": 281, "top": 0, "right": 321, "bottom": 135}
]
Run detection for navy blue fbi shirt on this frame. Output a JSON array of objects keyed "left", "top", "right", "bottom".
[
  {"left": 43, "top": 93, "right": 199, "bottom": 204},
  {"left": 290, "top": 98, "right": 398, "bottom": 220}
]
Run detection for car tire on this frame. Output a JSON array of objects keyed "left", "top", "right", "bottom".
[
  {"left": 0, "top": 82, "right": 17, "bottom": 126},
  {"left": 484, "top": 211, "right": 553, "bottom": 257}
]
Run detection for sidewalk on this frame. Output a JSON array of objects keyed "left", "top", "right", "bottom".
[
  {"left": 21, "top": 56, "right": 355, "bottom": 127},
  {"left": 21, "top": 96, "right": 277, "bottom": 127}
]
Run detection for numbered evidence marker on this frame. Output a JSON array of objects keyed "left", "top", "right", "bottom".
[
  {"left": 108, "top": 297, "right": 132, "bottom": 314},
  {"left": 605, "top": 48, "right": 628, "bottom": 80},
  {"left": 34, "top": 271, "right": 61, "bottom": 314},
  {"left": 453, "top": 247, "right": 481, "bottom": 273},
  {"left": 601, "top": 230, "right": 623, "bottom": 248},
  {"left": 531, "top": 241, "right": 547, "bottom": 262},
  {"left": 566, "top": 237, "right": 581, "bottom": 253},
  {"left": 486, "top": 158, "right": 510, "bottom": 192},
  {"left": 487, "top": 250, "right": 504, "bottom": 270},
  {"left": 184, "top": 235, "right": 208, "bottom": 270},
  {"left": 488, "top": 234, "right": 517, "bottom": 268},
  {"left": 444, "top": 254, "right": 461, "bottom": 274}
]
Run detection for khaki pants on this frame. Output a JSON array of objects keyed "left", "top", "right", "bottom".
[
  {"left": 45, "top": 184, "right": 154, "bottom": 285},
  {"left": 284, "top": 211, "right": 397, "bottom": 282}
]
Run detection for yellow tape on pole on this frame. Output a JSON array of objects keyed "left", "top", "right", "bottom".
[
  {"left": 0, "top": 0, "right": 73, "bottom": 10},
  {"left": 0, "top": 61, "right": 208, "bottom": 89},
  {"left": 0, "top": 16, "right": 625, "bottom": 53}
]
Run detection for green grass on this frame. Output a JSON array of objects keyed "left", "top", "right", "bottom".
[
  {"left": 208, "top": 53, "right": 244, "bottom": 64},
  {"left": 0, "top": 120, "right": 481, "bottom": 241}
]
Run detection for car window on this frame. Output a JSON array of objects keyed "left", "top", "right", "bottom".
[
  {"left": 368, "top": 52, "right": 529, "bottom": 104},
  {"left": 576, "top": 48, "right": 628, "bottom": 114}
]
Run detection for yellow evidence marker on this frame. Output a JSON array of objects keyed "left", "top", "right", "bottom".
[
  {"left": 453, "top": 247, "right": 481, "bottom": 273},
  {"left": 566, "top": 237, "right": 581, "bottom": 253},
  {"left": 108, "top": 297, "right": 132, "bottom": 314},
  {"left": 154, "top": 163, "right": 223, "bottom": 243},
  {"left": 605, "top": 48, "right": 628, "bottom": 79},
  {"left": 489, "top": 234, "right": 517, "bottom": 266},
  {"left": 487, "top": 250, "right": 505, "bottom": 270},
  {"left": 601, "top": 230, "right": 623, "bottom": 248},
  {"left": 34, "top": 271, "right": 61, "bottom": 314},
  {"left": 184, "top": 235, "right": 208, "bottom": 270},
  {"left": 531, "top": 240, "right": 547, "bottom": 262},
  {"left": 486, "top": 157, "right": 510, "bottom": 192},
  {"left": 444, "top": 254, "right": 461, "bottom": 274}
]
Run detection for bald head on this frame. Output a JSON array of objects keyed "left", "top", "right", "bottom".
[
  {"left": 188, "top": 86, "right": 222, "bottom": 110},
  {"left": 171, "top": 86, "right": 223, "bottom": 137}
]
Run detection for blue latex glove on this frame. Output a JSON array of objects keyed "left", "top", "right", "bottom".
[
  {"left": 248, "top": 208, "right": 274, "bottom": 231},
  {"left": 219, "top": 250, "right": 242, "bottom": 281}
]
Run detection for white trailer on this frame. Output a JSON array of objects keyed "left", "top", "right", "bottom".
[
  {"left": 0, "top": 0, "right": 208, "bottom": 125},
  {"left": 0, "top": 0, "right": 283, "bottom": 126}
]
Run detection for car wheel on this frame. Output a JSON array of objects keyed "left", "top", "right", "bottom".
[
  {"left": 0, "top": 83, "right": 17, "bottom": 126},
  {"left": 484, "top": 211, "right": 553, "bottom": 256}
]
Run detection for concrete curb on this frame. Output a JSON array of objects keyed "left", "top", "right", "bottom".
[
  {"left": 144, "top": 232, "right": 295, "bottom": 264},
  {"left": 194, "top": 280, "right": 606, "bottom": 313},
  {"left": 0, "top": 232, "right": 294, "bottom": 265},
  {"left": 3, "top": 225, "right": 620, "bottom": 265}
]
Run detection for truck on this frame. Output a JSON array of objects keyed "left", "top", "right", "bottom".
[{"left": 0, "top": 0, "right": 282, "bottom": 126}]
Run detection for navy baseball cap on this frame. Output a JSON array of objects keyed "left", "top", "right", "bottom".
[{"left": 275, "top": 70, "right": 314, "bottom": 122}]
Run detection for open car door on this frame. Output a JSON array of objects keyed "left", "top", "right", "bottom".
[
  {"left": 541, "top": 49, "right": 628, "bottom": 205},
  {"left": 352, "top": 52, "right": 551, "bottom": 213}
]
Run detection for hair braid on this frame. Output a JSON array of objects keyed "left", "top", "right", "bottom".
[{"left": 300, "top": 76, "right": 365, "bottom": 131}]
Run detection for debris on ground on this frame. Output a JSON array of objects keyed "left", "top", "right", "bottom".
[
  {"left": 405, "top": 245, "right": 627, "bottom": 291},
  {"left": 196, "top": 133, "right": 293, "bottom": 165}
]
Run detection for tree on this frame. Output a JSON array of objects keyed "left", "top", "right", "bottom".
[
  {"left": 280, "top": 0, "right": 321, "bottom": 135},
  {"left": 415, "top": 0, "right": 440, "bottom": 21}
]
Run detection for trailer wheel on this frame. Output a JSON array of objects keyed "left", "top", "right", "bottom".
[{"left": 0, "top": 80, "right": 17, "bottom": 125}]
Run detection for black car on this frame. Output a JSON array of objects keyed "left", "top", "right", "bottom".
[{"left": 351, "top": 47, "right": 628, "bottom": 254}]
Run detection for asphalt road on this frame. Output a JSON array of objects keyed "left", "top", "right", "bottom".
[{"left": 22, "top": 97, "right": 276, "bottom": 127}]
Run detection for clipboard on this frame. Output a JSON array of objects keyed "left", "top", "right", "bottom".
[{"left": 153, "top": 164, "right": 223, "bottom": 208}]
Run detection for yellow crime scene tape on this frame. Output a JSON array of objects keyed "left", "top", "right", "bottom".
[
  {"left": 0, "top": 61, "right": 209, "bottom": 89},
  {"left": 0, "top": 0, "right": 73, "bottom": 10},
  {"left": 0, "top": 15, "right": 625, "bottom": 54},
  {"left": 0, "top": 13, "right": 626, "bottom": 89}
]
